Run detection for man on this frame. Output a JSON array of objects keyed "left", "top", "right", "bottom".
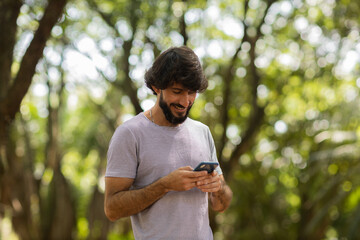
[{"left": 105, "top": 46, "right": 232, "bottom": 240}]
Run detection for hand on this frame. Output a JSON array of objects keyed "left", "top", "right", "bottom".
[
  {"left": 161, "top": 166, "right": 208, "bottom": 192},
  {"left": 195, "top": 171, "right": 222, "bottom": 193}
]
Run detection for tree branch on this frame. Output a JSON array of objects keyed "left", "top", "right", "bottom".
[
  {"left": 222, "top": 0, "right": 277, "bottom": 176},
  {"left": 179, "top": 0, "right": 188, "bottom": 45},
  {"left": 0, "top": 0, "right": 22, "bottom": 98},
  {"left": 88, "top": 0, "right": 143, "bottom": 114},
  {"left": 87, "top": 0, "right": 115, "bottom": 28},
  {"left": 3, "top": 0, "right": 67, "bottom": 123},
  {"left": 145, "top": 36, "right": 162, "bottom": 57},
  {"left": 218, "top": 0, "right": 250, "bottom": 161}
]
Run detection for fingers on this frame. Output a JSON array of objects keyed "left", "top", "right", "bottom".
[
  {"left": 164, "top": 166, "right": 209, "bottom": 192},
  {"left": 197, "top": 183, "right": 221, "bottom": 192},
  {"left": 165, "top": 166, "right": 220, "bottom": 192},
  {"left": 178, "top": 166, "right": 208, "bottom": 178},
  {"left": 178, "top": 166, "right": 193, "bottom": 171},
  {"left": 195, "top": 172, "right": 221, "bottom": 192}
]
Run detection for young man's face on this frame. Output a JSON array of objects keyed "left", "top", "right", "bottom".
[{"left": 158, "top": 83, "right": 197, "bottom": 125}]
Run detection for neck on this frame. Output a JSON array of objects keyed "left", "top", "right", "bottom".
[{"left": 150, "top": 106, "right": 182, "bottom": 127}]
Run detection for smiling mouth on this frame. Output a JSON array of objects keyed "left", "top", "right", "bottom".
[{"left": 173, "top": 104, "right": 185, "bottom": 110}]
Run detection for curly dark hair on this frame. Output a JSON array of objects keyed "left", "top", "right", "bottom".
[{"left": 145, "top": 46, "right": 208, "bottom": 95}]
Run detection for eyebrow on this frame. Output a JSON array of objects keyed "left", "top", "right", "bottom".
[
  {"left": 170, "top": 86, "right": 197, "bottom": 93},
  {"left": 171, "top": 87, "right": 184, "bottom": 91}
]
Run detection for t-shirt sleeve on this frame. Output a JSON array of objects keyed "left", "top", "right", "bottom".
[
  {"left": 106, "top": 125, "right": 138, "bottom": 178},
  {"left": 206, "top": 127, "right": 223, "bottom": 175}
]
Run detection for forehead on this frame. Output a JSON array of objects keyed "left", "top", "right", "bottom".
[
  {"left": 165, "top": 82, "right": 197, "bottom": 93},
  {"left": 168, "top": 82, "right": 186, "bottom": 90}
]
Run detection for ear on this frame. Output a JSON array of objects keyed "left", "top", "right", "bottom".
[{"left": 152, "top": 85, "right": 161, "bottom": 95}]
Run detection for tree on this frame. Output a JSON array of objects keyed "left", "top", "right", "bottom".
[
  {"left": 0, "top": 0, "right": 68, "bottom": 239},
  {"left": 1, "top": 0, "right": 360, "bottom": 239}
]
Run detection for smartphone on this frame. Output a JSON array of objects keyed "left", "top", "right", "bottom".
[{"left": 193, "top": 162, "right": 219, "bottom": 173}]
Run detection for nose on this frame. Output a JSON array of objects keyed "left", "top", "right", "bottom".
[{"left": 179, "top": 93, "right": 193, "bottom": 108}]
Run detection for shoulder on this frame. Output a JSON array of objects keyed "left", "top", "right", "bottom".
[
  {"left": 113, "top": 113, "right": 148, "bottom": 139},
  {"left": 186, "top": 117, "right": 207, "bottom": 127},
  {"left": 185, "top": 118, "right": 211, "bottom": 134}
]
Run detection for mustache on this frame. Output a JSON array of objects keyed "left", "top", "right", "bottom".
[
  {"left": 171, "top": 103, "right": 193, "bottom": 109},
  {"left": 171, "top": 103, "right": 185, "bottom": 108}
]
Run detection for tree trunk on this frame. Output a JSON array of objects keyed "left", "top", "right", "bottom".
[
  {"left": 46, "top": 167, "right": 76, "bottom": 240},
  {"left": 87, "top": 187, "right": 113, "bottom": 240},
  {"left": 0, "top": 0, "right": 22, "bottom": 98},
  {"left": 1, "top": 132, "right": 39, "bottom": 240},
  {"left": 0, "top": 1, "right": 68, "bottom": 238}
]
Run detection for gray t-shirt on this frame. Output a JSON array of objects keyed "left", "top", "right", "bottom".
[{"left": 106, "top": 113, "right": 222, "bottom": 240}]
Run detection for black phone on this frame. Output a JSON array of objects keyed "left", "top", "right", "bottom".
[{"left": 193, "top": 162, "right": 219, "bottom": 173}]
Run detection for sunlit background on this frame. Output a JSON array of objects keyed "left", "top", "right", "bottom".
[{"left": 1, "top": 0, "right": 360, "bottom": 239}]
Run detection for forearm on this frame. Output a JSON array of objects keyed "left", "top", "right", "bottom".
[
  {"left": 209, "top": 181, "right": 232, "bottom": 212},
  {"left": 105, "top": 178, "right": 168, "bottom": 221}
]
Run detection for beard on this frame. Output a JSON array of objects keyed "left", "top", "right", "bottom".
[{"left": 159, "top": 91, "right": 192, "bottom": 125}]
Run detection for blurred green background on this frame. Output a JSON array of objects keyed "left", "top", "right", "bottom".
[{"left": 0, "top": 0, "right": 360, "bottom": 239}]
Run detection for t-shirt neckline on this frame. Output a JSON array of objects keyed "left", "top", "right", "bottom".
[{"left": 141, "top": 112, "right": 186, "bottom": 130}]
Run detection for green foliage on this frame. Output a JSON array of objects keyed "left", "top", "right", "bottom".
[{"left": 2, "top": 0, "right": 360, "bottom": 239}]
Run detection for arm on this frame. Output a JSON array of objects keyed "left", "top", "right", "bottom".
[
  {"left": 104, "top": 166, "right": 208, "bottom": 221},
  {"left": 104, "top": 177, "right": 166, "bottom": 221},
  {"left": 209, "top": 175, "right": 232, "bottom": 212},
  {"left": 196, "top": 172, "right": 233, "bottom": 212}
]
